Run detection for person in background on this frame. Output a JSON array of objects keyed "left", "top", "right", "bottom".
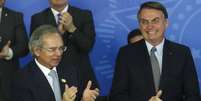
[
  {"left": 110, "top": 1, "right": 200, "bottom": 101},
  {"left": 127, "top": 28, "right": 143, "bottom": 44},
  {"left": 0, "top": 0, "right": 29, "bottom": 100},
  {"left": 30, "top": 0, "right": 100, "bottom": 100}
]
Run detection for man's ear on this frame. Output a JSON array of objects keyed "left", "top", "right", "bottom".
[
  {"left": 165, "top": 19, "right": 169, "bottom": 28},
  {"left": 33, "top": 47, "right": 40, "bottom": 57}
]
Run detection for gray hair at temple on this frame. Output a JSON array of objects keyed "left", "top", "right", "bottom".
[
  {"left": 29, "top": 25, "right": 61, "bottom": 56},
  {"left": 137, "top": 1, "right": 168, "bottom": 19}
]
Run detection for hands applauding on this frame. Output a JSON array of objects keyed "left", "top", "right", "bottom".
[
  {"left": 62, "top": 80, "right": 99, "bottom": 101},
  {"left": 58, "top": 12, "right": 77, "bottom": 33}
]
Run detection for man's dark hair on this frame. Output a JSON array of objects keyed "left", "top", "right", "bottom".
[
  {"left": 127, "top": 28, "right": 142, "bottom": 43},
  {"left": 137, "top": 1, "right": 168, "bottom": 19}
]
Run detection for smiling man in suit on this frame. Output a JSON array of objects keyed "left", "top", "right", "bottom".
[
  {"left": 30, "top": 1, "right": 99, "bottom": 100},
  {"left": 0, "top": 0, "right": 29, "bottom": 101},
  {"left": 110, "top": 1, "right": 200, "bottom": 101}
]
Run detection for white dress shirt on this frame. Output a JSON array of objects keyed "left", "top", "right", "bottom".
[
  {"left": 145, "top": 39, "right": 165, "bottom": 73},
  {"left": 35, "top": 59, "right": 59, "bottom": 91}
]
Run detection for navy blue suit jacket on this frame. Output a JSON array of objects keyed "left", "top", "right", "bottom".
[
  {"left": 11, "top": 60, "right": 66, "bottom": 101},
  {"left": 0, "top": 7, "right": 29, "bottom": 101},
  {"left": 110, "top": 39, "right": 200, "bottom": 101},
  {"left": 30, "top": 6, "right": 99, "bottom": 99}
]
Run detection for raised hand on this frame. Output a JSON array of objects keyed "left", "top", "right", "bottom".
[
  {"left": 63, "top": 84, "right": 78, "bottom": 101},
  {"left": 58, "top": 12, "right": 77, "bottom": 33},
  {"left": 82, "top": 80, "right": 99, "bottom": 101},
  {"left": 0, "top": 40, "right": 11, "bottom": 59},
  {"left": 149, "top": 90, "right": 162, "bottom": 101}
]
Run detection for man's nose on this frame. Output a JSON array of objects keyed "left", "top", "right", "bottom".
[{"left": 54, "top": 49, "right": 63, "bottom": 56}]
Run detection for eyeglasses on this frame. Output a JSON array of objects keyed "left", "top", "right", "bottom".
[
  {"left": 40, "top": 46, "right": 67, "bottom": 53},
  {"left": 139, "top": 17, "right": 161, "bottom": 26}
]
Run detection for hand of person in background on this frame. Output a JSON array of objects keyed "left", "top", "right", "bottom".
[
  {"left": 58, "top": 12, "right": 77, "bottom": 33},
  {"left": 63, "top": 84, "right": 78, "bottom": 101},
  {"left": 149, "top": 90, "right": 162, "bottom": 101},
  {"left": 0, "top": 40, "right": 11, "bottom": 59},
  {"left": 82, "top": 80, "right": 99, "bottom": 101}
]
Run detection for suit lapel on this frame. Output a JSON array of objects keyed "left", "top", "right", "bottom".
[
  {"left": 0, "top": 7, "right": 8, "bottom": 25},
  {"left": 138, "top": 40, "right": 156, "bottom": 93},
  {"left": 45, "top": 8, "right": 57, "bottom": 26},
  {"left": 57, "top": 67, "right": 65, "bottom": 94},
  {"left": 57, "top": 65, "right": 80, "bottom": 94},
  {"left": 159, "top": 40, "right": 174, "bottom": 90},
  {"left": 30, "top": 61, "right": 55, "bottom": 100}
]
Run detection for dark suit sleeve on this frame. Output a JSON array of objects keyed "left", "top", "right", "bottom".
[
  {"left": 68, "top": 10, "right": 95, "bottom": 53},
  {"left": 110, "top": 47, "right": 130, "bottom": 101},
  {"left": 10, "top": 73, "right": 34, "bottom": 101},
  {"left": 30, "top": 15, "right": 37, "bottom": 34},
  {"left": 11, "top": 13, "right": 29, "bottom": 58},
  {"left": 183, "top": 47, "right": 200, "bottom": 101}
]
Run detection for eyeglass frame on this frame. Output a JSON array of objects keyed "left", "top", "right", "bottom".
[{"left": 39, "top": 46, "right": 67, "bottom": 54}]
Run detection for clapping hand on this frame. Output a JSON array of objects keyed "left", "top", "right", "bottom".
[
  {"left": 63, "top": 84, "right": 78, "bottom": 101},
  {"left": 81, "top": 80, "right": 99, "bottom": 101},
  {"left": 149, "top": 90, "right": 162, "bottom": 101}
]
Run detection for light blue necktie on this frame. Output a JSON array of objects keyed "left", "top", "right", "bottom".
[{"left": 48, "top": 70, "right": 62, "bottom": 101}]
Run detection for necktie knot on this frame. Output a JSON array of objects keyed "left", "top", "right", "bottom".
[
  {"left": 48, "top": 70, "right": 57, "bottom": 78},
  {"left": 151, "top": 47, "right": 157, "bottom": 53}
]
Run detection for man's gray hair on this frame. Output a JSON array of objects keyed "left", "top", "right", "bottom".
[{"left": 29, "top": 25, "right": 60, "bottom": 56}]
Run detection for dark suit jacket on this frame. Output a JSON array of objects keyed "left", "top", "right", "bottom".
[
  {"left": 11, "top": 60, "right": 66, "bottom": 101},
  {"left": 30, "top": 5, "right": 99, "bottom": 100},
  {"left": 110, "top": 39, "right": 200, "bottom": 101},
  {"left": 0, "top": 7, "right": 29, "bottom": 101}
]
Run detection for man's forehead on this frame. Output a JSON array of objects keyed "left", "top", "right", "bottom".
[
  {"left": 140, "top": 17, "right": 161, "bottom": 21},
  {"left": 139, "top": 9, "right": 165, "bottom": 18}
]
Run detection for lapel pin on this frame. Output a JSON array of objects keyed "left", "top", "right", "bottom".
[
  {"left": 5, "top": 13, "right": 8, "bottom": 17},
  {"left": 61, "top": 78, "right": 67, "bottom": 84}
]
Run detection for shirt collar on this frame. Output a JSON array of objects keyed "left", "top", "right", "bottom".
[
  {"left": 145, "top": 38, "right": 165, "bottom": 56},
  {"left": 35, "top": 59, "right": 57, "bottom": 77},
  {"left": 51, "top": 4, "right": 69, "bottom": 16}
]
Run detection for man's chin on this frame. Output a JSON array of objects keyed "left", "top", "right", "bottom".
[{"left": 52, "top": 62, "right": 60, "bottom": 67}]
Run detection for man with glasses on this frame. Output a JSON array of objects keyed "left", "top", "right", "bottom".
[
  {"left": 30, "top": 1, "right": 99, "bottom": 100},
  {"left": 110, "top": 1, "right": 200, "bottom": 101},
  {"left": 11, "top": 25, "right": 99, "bottom": 101}
]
